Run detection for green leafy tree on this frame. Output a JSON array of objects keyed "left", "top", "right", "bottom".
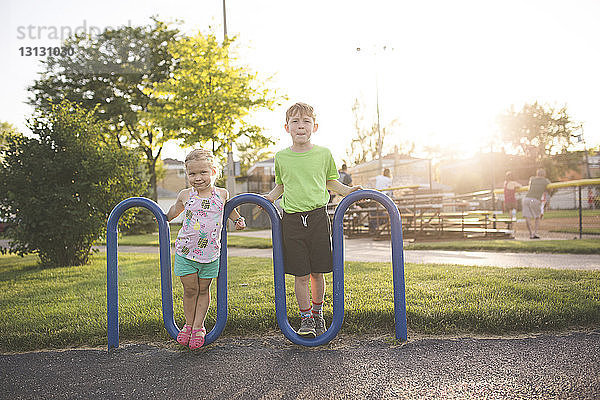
[
  {"left": 147, "top": 32, "right": 282, "bottom": 157},
  {"left": 497, "top": 102, "right": 577, "bottom": 179},
  {"left": 28, "top": 17, "right": 179, "bottom": 201},
  {"left": 0, "top": 101, "right": 145, "bottom": 267},
  {"left": 0, "top": 122, "right": 19, "bottom": 151},
  {"left": 236, "top": 137, "right": 275, "bottom": 176}
]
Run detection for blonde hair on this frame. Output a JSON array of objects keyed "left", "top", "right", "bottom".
[
  {"left": 286, "top": 102, "right": 316, "bottom": 123},
  {"left": 184, "top": 148, "right": 221, "bottom": 177}
]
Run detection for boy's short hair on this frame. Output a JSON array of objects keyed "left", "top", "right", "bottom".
[{"left": 286, "top": 102, "right": 316, "bottom": 123}]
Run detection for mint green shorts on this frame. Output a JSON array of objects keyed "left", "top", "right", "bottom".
[{"left": 174, "top": 254, "right": 219, "bottom": 279}]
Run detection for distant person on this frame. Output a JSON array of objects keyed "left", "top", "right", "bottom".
[
  {"left": 503, "top": 171, "right": 522, "bottom": 220},
  {"left": 540, "top": 192, "right": 547, "bottom": 219},
  {"left": 375, "top": 168, "right": 393, "bottom": 197},
  {"left": 522, "top": 168, "right": 551, "bottom": 239},
  {"left": 338, "top": 163, "right": 353, "bottom": 186}
]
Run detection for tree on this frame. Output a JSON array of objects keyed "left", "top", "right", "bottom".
[
  {"left": 497, "top": 102, "right": 577, "bottom": 179},
  {"left": 147, "top": 32, "right": 281, "bottom": 158},
  {"left": 0, "top": 101, "right": 145, "bottom": 267},
  {"left": 28, "top": 17, "right": 179, "bottom": 201},
  {"left": 0, "top": 122, "right": 18, "bottom": 152},
  {"left": 346, "top": 98, "right": 405, "bottom": 165},
  {"left": 236, "top": 137, "right": 275, "bottom": 176}
]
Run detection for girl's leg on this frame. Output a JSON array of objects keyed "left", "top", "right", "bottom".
[
  {"left": 192, "top": 278, "right": 213, "bottom": 331},
  {"left": 180, "top": 274, "right": 200, "bottom": 326}
]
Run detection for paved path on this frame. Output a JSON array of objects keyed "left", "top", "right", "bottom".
[
  {"left": 1, "top": 331, "right": 598, "bottom": 399},
  {"left": 93, "top": 238, "right": 600, "bottom": 271}
]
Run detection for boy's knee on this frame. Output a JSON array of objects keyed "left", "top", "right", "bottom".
[{"left": 295, "top": 274, "right": 311, "bottom": 284}]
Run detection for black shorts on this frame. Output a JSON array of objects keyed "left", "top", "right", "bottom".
[{"left": 281, "top": 206, "right": 333, "bottom": 276}]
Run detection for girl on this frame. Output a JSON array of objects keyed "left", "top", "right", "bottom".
[
  {"left": 166, "top": 149, "right": 246, "bottom": 349},
  {"left": 503, "top": 171, "right": 522, "bottom": 220}
]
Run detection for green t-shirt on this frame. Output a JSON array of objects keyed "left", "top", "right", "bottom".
[
  {"left": 526, "top": 176, "right": 551, "bottom": 200},
  {"left": 275, "top": 145, "right": 339, "bottom": 213}
]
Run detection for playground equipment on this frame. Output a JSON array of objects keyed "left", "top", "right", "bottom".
[{"left": 106, "top": 190, "right": 406, "bottom": 349}]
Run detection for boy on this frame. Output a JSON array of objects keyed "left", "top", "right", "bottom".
[{"left": 265, "top": 102, "right": 361, "bottom": 337}]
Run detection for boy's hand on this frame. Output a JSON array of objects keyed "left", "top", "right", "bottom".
[
  {"left": 345, "top": 185, "right": 363, "bottom": 196},
  {"left": 235, "top": 217, "right": 246, "bottom": 230},
  {"left": 264, "top": 194, "right": 274, "bottom": 203}
]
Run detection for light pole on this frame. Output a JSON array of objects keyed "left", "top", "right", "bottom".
[
  {"left": 222, "top": 0, "right": 235, "bottom": 197},
  {"left": 356, "top": 46, "right": 391, "bottom": 173},
  {"left": 574, "top": 124, "right": 591, "bottom": 179}
]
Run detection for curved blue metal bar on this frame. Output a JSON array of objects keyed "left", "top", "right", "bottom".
[
  {"left": 106, "top": 197, "right": 177, "bottom": 350},
  {"left": 332, "top": 190, "right": 408, "bottom": 341},
  {"left": 107, "top": 190, "right": 407, "bottom": 349},
  {"left": 219, "top": 194, "right": 331, "bottom": 346}
]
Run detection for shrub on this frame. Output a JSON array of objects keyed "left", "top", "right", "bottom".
[{"left": 0, "top": 100, "right": 146, "bottom": 267}]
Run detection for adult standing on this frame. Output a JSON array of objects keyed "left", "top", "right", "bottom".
[
  {"left": 522, "top": 168, "right": 551, "bottom": 239},
  {"left": 375, "top": 168, "right": 393, "bottom": 197},
  {"left": 338, "top": 163, "right": 353, "bottom": 186}
]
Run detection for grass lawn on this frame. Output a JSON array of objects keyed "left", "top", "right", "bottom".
[
  {"left": 404, "top": 239, "right": 600, "bottom": 254},
  {"left": 1, "top": 253, "right": 599, "bottom": 352},
  {"left": 95, "top": 224, "right": 273, "bottom": 248}
]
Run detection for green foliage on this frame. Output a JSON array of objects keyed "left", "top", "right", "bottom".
[
  {"left": 497, "top": 102, "right": 577, "bottom": 180},
  {"left": 27, "top": 17, "right": 180, "bottom": 200},
  {"left": 0, "top": 100, "right": 146, "bottom": 267},
  {"left": 147, "top": 32, "right": 283, "bottom": 158},
  {"left": 0, "top": 122, "right": 19, "bottom": 150}
]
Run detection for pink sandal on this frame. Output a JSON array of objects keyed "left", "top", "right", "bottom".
[
  {"left": 189, "top": 327, "right": 206, "bottom": 350},
  {"left": 176, "top": 324, "right": 192, "bottom": 346}
]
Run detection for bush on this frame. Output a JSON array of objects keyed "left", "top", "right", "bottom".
[{"left": 0, "top": 100, "right": 146, "bottom": 267}]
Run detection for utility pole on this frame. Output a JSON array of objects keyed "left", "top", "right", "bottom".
[
  {"left": 223, "top": 0, "right": 235, "bottom": 197},
  {"left": 580, "top": 124, "right": 591, "bottom": 179},
  {"left": 356, "top": 45, "right": 390, "bottom": 173}
]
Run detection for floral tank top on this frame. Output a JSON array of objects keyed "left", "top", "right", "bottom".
[{"left": 174, "top": 187, "right": 224, "bottom": 263}]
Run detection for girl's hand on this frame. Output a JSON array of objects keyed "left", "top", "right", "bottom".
[{"left": 234, "top": 217, "right": 246, "bottom": 230}]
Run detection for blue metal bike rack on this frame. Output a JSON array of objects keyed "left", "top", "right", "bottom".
[
  {"left": 106, "top": 190, "right": 407, "bottom": 349},
  {"left": 332, "top": 190, "right": 408, "bottom": 341},
  {"left": 106, "top": 197, "right": 177, "bottom": 350}
]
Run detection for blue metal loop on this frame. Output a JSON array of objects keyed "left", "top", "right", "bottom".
[
  {"left": 106, "top": 197, "right": 177, "bottom": 350},
  {"left": 106, "top": 190, "right": 407, "bottom": 349},
  {"left": 332, "top": 190, "right": 407, "bottom": 341}
]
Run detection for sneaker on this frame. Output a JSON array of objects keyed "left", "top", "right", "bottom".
[
  {"left": 314, "top": 313, "right": 327, "bottom": 336},
  {"left": 297, "top": 317, "right": 316, "bottom": 338}
]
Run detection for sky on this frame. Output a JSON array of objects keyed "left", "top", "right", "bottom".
[{"left": 2, "top": 0, "right": 600, "bottom": 165}]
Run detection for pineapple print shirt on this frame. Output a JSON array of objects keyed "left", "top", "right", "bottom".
[{"left": 174, "top": 187, "right": 224, "bottom": 263}]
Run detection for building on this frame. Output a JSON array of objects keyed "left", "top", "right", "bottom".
[
  {"left": 246, "top": 158, "right": 275, "bottom": 194},
  {"left": 350, "top": 153, "right": 439, "bottom": 190},
  {"left": 156, "top": 158, "right": 186, "bottom": 223}
]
